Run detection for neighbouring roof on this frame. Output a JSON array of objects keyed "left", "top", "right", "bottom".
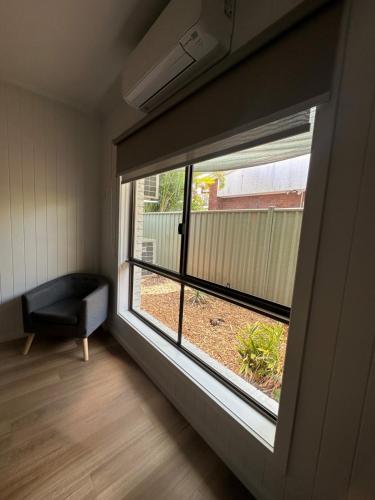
[{"left": 217, "top": 154, "right": 310, "bottom": 197}]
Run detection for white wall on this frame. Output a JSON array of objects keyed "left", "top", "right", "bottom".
[
  {"left": 0, "top": 81, "right": 101, "bottom": 342},
  {"left": 100, "top": 1, "right": 375, "bottom": 498},
  {"left": 101, "top": 104, "right": 144, "bottom": 285}
]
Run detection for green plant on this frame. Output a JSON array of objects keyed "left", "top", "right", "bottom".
[
  {"left": 145, "top": 170, "right": 185, "bottom": 213},
  {"left": 189, "top": 289, "right": 208, "bottom": 306},
  {"left": 272, "top": 387, "right": 281, "bottom": 402},
  {"left": 237, "top": 322, "right": 286, "bottom": 383},
  {"left": 145, "top": 170, "right": 226, "bottom": 213},
  {"left": 190, "top": 171, "right": 226, "bottom": 211},
  {"left": 189, "top": 288, "right": 208, "bottom": 306},
  {"left": 191, "top": 193, "right": 206, "bottom": 211}
]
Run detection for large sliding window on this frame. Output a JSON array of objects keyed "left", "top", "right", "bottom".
[{"left": 125, "top": 109, "right": 315, "bottom": 419}]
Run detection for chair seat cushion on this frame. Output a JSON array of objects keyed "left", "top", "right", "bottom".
[{"left": 32, "top": 298, "right": 81, "bottom": 325}]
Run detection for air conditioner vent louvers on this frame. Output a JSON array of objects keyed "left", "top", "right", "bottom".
[
  {"left": 141, "top": 241, "right": 155, "bottom": 275},
  {"left": 144, "top": 175, "right": 159, "bottom": 200}
]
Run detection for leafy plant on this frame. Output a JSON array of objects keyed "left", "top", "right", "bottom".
[
  {"left": 272, "top": 387, "right": 281, "bottom": 402},
  {"left": 193, "top": 171, "right": 225, "bottom": 191},
  {"left": 145, "top": 170, "right": 185, "bottom": 213},
  {"left": 191, "top": 193, "right": 206, "bottom": 211},
  {"left": 145, "top": 170, "right": 226, "bottom": 213},
  {"left": 237, "top": 322, "right": 286, "bottom": 384},
  {"left": 189, "top": 289, "right": 208, "bottom": 306},
  {"left": 191, "top": 172, "right": 225, "bottom": 211}
]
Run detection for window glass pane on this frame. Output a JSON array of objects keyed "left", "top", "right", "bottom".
[
  {"left": 133, "top": 167, "right": 185, "bottom": 273},
  {"left": 124, "top": 110, "right": 316, "bottom": 415},
  {"left": 132, "top": 266, "right": 180, "bottom": 341},
  {"left": 182, "top": 286, "right": 287, "bottom": 413},
  {"left": 187, "top": 119, "right": 314, "bottom": 307}
]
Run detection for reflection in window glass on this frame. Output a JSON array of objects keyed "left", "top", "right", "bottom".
[
  {"left": 187, "top": 134, "right": 312, "bottom": 307},
  {"left": 133, "top": 167, "right": 185, "bottom": 273},
  {"left": 182, "top": 286, "right": 287, "bottom": 408},
  {"left": 132, "top": 266, "right": 180, "bottom": 341}
]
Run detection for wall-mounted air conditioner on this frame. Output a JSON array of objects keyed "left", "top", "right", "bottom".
[{"left": 122, "top": 0, "right": 235, "bottom": 113}]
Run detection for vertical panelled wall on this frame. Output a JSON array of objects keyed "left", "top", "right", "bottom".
[{"left": 0, "top": 81, "right": 101, "bottom": 341}]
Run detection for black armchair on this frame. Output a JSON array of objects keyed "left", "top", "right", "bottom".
[{"left": 21, "top": 273, "right": 109, "bottom": 361}]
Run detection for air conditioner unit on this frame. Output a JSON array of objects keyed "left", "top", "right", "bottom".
[
  {"left": 143, "top": 175, "right": 159, "bottom": 200},
  {"left": 122, "top": 0, "right": 235, "bottom": 113}
]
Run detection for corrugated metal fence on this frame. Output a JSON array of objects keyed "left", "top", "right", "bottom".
[{"left": 143, "top": 208, "right": 303, "bottom": 307}]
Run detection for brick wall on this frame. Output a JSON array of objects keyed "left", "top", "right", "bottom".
[
  {"left": 133, "top": 179, "right": 145, "bottom": 308},
  {"left": 208, "top": 180, "right": 304, "bottom": 210}
]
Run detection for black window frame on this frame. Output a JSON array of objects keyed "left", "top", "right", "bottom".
[{"left": 127, "top": 164, "right": 291, "bottom": 422}]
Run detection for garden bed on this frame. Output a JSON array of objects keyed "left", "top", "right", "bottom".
[{"left": 139, "top": 275, "right": 288, "bottom": 401}]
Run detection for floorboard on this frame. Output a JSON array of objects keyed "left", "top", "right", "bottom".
[{"left": 0, "top": 332, "right": 254, "bottom": 500}]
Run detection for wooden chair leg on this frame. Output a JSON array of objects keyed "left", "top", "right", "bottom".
[
  {"left": 82, "top": 338, "right": 89, "bottom": 362},
  {"left": 23, "top": 334, "right": 35, "bottom": 355}
]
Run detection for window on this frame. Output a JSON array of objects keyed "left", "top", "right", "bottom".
[
  {"left": 144, "top": 175, "right": 159, "bottom": 199},
  {"left": 124, "top": 110, "right": 315, "bottom": 419},
  {"left": 132, "top": 267, "right": 180, "bottom": 342},
  {"left": 188, "top": 151, "right": 309, "bottom": 307},
  {"left": 132, "top": 168, "right": 185, "bottom": 273}
]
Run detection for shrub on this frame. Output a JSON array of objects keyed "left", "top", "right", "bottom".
[
  {"left": 189, "top": 289, "right": 208, "bottom": 306},
  {"left": 237, "top": 321, "right": 286, "bottom": 385}
]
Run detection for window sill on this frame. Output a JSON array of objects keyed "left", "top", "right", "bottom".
[{"left": 116, "top": 310, "right": 276, "bottom": 450}]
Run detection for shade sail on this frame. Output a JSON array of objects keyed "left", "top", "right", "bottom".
[{"left": 194, "top": 110, "right": 314, "bottom": 172}]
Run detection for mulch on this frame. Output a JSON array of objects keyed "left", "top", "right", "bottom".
[{"left": 139, "top": 275, "right": 287, "bottom": 400}]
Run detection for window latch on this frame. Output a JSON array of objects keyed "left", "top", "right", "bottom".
[{"left": 178, "top": 223, "right": 184, "bottom": 235}]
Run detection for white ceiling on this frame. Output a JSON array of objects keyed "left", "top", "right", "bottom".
[{"left": 0, "top": 0, "right": 169, "bottom": 114}]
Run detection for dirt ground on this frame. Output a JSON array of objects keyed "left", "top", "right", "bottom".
[{"left": 139, "top": 275, "right": 288, "bottom": 400}]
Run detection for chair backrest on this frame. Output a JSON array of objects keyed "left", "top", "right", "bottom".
[
  {"left": 25, "top": 273, "right": 107, "bottom": 313},
  {"left": 26, "top": 278, "right": 70, "bottom": 312},
  {"left": 69, "top": 274, "right": 103, "bottom": 299}
]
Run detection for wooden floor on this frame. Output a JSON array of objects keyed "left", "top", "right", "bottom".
[{"left": 0, "top": 332, "right": 254, "bottom": 500}]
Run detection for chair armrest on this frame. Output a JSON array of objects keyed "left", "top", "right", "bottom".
[{"left": 81, "top": 284, "right": 109, "bottom": 335}]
